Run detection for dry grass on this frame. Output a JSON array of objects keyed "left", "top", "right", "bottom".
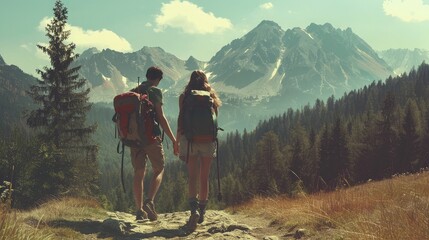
[
  {"left": 232, "top": 172, "right": 429, "bottom": 240},
  {"left": 1, "top": 197, "right": 107, "bottom": 240}
]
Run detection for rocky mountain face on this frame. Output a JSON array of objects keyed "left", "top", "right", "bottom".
[
  {"left": 0, "top": 54, "right": 5, "bottom": 65},
  {"left": 0, "top": 57, "right": 36, "bottom": 131},
  {"left": 206, "top": 20, "right": 285, "bottom": 98},
  {"left": 378, "top": 48, "right": 429, "bottom": 75},
  {"left": 74, "top": 47, "right": 192, "bottom": 102},
  {"left": 206, "top": 21, "right": 393, "bottom": 106}
]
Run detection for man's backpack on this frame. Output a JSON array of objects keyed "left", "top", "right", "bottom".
[
  {"left": 113, "top": 91, "right": 158, "bottom": 148},
  {"left": 182, "top": 90, "right": 218, "bottom": 143},
  {"left": 112, "top": 89, "right": 160, "bottom": 192}
]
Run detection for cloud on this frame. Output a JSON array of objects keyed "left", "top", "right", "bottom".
[
  {"left": 383, "top": 0, "right": 429, "bottom": 22},
  {"left": 260, "top": 2, "right": 274, "bottom": 10},
  {"left": 154, "top": 0, "right": 232, "bottom": 34},
  {"left": 38, "top": 17, "right": 133, "bottom": 52},
  {"left": 20, "top": 44, "right": 31, "bottom": 51}
]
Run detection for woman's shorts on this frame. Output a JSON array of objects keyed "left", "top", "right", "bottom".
[{"left": 179, "top": 134, "right": 216, "bottom": 161}]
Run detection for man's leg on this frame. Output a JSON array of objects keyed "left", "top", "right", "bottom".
[
  {"left": 144, "top": 141, "right": 165, "bottom": 221},
  {"left": 147, "top": 167, "right": 164, "bottom": 201},
  {"left": 130, "top": 148, "right": 148, "bottom": 220},
  {"left": 133, "top": 168, "right": 146, "bottom": 210}
]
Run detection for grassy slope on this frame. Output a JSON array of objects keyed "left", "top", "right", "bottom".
[
  {"left": 1, "top": 197, "right": 107, "bottom": 240},
  {"left": 232, "top": 171, "right": 429, "bottom": 239},
  {"left": 2, "top": 172, "right": 429, "bottom": 239}
]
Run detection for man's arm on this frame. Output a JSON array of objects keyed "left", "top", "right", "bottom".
[{"left": 155, "top": 103, "right": 178, "bottom": 155}]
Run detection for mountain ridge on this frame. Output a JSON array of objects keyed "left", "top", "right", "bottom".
[
  {"left": 75, "top": 20, "right": 394, "bottom": 106},
  {"left": 0, "top": 54, "right": 5, "bottom": 65},
  {"left": 379, "top": 48, "right": 429, "bottom": 75}
]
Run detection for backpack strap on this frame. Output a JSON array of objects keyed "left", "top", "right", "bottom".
[
  {"left": 138, "top": 83, "right": 165, "bottom": 143},
  {"left": 186, "top": 140, "right": 193, "bottom": 164},
  {"left": 117, "top": 140, "right": 126, "bottom": 192}
]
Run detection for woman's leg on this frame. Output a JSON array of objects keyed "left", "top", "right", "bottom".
[
  {"left": 197, "top": 156, "right": 213, "bottom": 224},
  {"left": 186, "top": 155, "right": 200, "bottom": 231},
  {"left": 187, "top": 156, "right": 199, "bottom": 199},
  {"left": 199, "top": 156, "right": 213, "bottom": 201}
]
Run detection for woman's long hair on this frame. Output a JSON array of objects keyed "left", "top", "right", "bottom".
[{"left": 184, "top": 70, "right": 222, "bottom": 108}]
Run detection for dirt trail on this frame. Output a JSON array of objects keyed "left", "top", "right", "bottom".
[{"left": 101, "top": 209, "right": 295, "bottom": 239}]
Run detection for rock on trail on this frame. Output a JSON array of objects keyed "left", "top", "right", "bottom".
[{"left": 100, "top": 209, "right": 295, "bottom": 239}]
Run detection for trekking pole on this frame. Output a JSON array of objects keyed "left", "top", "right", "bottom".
[
  {"left": 216, "top": 138, "right": 222, "bottom": 201},
  {"left": 117, "top": 141, "right": 126, "bottom": 192},
  {"left": 138, "top": 76, "right": 140, "bottom": 86}
]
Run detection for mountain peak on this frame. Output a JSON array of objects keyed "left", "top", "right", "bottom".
[
  {"left": 79, "top": 47, "right": 100, "bottom": 60},
  {"left": 185, "top": 56, "right": 203, "bottom": 70},
  {"left": 0, "top": 54, "right": 5, "bottom": 65},
  {"left": 243, "top": 20, "right": 284, "bottom": 43},
  {"left": 139, "top": 46, "right": 165, "bottom": 54},
  {"left": 254, "top": 20, "right": 283, "bottom": 32},
  {"left": 306, "top": 22, "right": 336, "bottom": 33}
]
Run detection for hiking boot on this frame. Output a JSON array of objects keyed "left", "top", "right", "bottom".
[
  {"left": 198, "top": 202, "right": 207, "bottom": 224},
  {"left": 135, "top": 209, "right": 148, "bottom": 221},
  {"left": 143, "top": 200, "right": 158, "bottom": 221},
  {"left": 186, "top": 211, "right": 200, "bottom": 232}
]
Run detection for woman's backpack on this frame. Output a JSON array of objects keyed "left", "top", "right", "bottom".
[
  {"left": 182, "top": 90, "right": 223, "bottom": 201},
  {"left": 182, "top": 90, "right": 218, "bottom": 143}
]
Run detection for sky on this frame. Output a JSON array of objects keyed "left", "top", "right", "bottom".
[{"left": 1, "top": 0, "right": 429, "bottom": 75}]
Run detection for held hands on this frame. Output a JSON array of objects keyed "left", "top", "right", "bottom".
[{"left": 173, "top": 139, "right": 179, "bottom": 156}]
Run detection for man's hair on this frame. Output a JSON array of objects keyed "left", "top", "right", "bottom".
[{"left": 146, "top": 66, "right": 163, "bottom": 81}]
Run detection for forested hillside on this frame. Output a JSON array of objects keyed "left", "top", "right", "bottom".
[{"left": 215, "top": 62, "right": 429, "bottom": 205}]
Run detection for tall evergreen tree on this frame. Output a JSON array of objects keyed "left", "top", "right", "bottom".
[
  {"left": 398, "top": 99, "right": 421, "bottom": 173},
  {"left": 375, "top": 92, "right": 398, "bottom": 179},
  {"left": 251, "top": 131, "right": 284, "bottom": 195},
  {"left": 26, "top": 0, "right": 98, "bottom": 197},
  {"left": 330, "top": 118, "right": 350, "bottom": 185},
  {"left": 319, "top": 125, "right": 333, "bottom": 189}
]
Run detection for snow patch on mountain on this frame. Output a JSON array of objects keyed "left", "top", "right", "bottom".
[
  {"left": 101, "top": 74, "right": 111, "bottom": 82},
  {"left": 301, "top": 28, "right": 314, "bottom": 40},
  {"left": 121, "top": 76, "right": 129, "bottom": 88}
]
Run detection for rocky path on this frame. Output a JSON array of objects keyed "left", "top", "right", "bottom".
[{"left": 101, "top": 209, "right": 299, "bottom": 239}]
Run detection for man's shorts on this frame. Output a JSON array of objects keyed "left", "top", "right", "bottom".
[
  {"left": 130, "top": 138, "right": 165, "bottom": 173},
  {"left": 179, "top": 134, "right": 216, "bottom": 161}
]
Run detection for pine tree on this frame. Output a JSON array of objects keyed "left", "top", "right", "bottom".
[
  {"left": 252, "top": 131, "right": 284, "bottom": 195},
  {"left": 319, "top": 125, "right": 332, "bottom": 189},
  {"left": 330, "top": 118, "right": 350, "bottom": 186},
  {"left": 398, "top": 99, "right": 421, "bottom": 173},
  {"left": 375, "top": 92, "right": 398, "bottom": 178},
  {"left": 26, "top": 0, "right": 98, "bottom": 197}
]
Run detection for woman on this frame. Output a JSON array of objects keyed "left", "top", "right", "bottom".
[{"left": 177, "top": 70, "right": 222, "bottom": 232}]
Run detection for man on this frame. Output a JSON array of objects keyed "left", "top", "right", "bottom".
[{"left": 130, "top": 66, "right": 178, "bottom": 221}]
